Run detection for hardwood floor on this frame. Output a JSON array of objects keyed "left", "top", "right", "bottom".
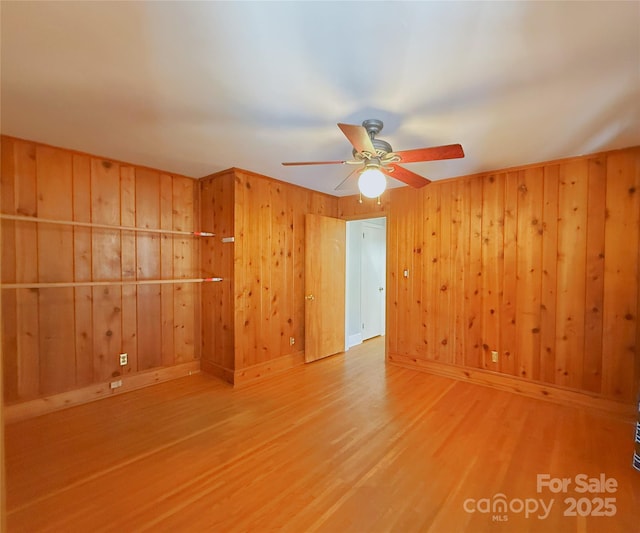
[{"left": 5, "top": 337, "right": 640, "bottom": 532}]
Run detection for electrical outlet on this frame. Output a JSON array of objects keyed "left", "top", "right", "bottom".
[
  {"left": 491, "top": 351, "right": 499, "bottom": 363},
  {"left": 290, "top": 337, "right": 295, "bottom": 346},
  {"left": 110, "top": 380, "right": 122, "bottom": 389},
  {"left": 119, "top": 353, "right": 128, "bottom": 366}
]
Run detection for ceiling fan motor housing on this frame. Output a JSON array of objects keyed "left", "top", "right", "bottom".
[
  {"left": 352, "top": 138, "right": 392, "bottom": 159},
  {"left": 352, "top": 119, "right": 392, "bottom": 158}
]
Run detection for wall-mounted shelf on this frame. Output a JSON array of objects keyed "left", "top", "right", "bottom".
[
  {"left": 0, "top": 213, "right": 215, "bottom": 237},
  {"left": 1, "top": 277, "right": 223, "bottom": 290}
]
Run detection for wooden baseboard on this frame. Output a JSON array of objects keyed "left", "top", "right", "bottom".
[
  {"left": 200, "top": 359, "right": 234, "bottom": 385},
  {"left": 388, "top": 353, "right": 635, "bottom": 421},
  {"left": 4, "top": 361, "right": 201, "bottom": 424},
  {"left": 233, "top": 351, "right": 305, "bottom": 387}
]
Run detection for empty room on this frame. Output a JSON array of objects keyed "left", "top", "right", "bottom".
[{"left": 1, "top": 2, "right": 639, "bottom": 532}]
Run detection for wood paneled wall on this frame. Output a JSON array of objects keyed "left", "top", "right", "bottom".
[
  {"left": 199, "top": 168, "right": 338, "bottom": 383},
  {"left": 1, "top": 137, "right": 201, "bottom": 405},
  {"left": 3, "top": 136, "right": 637, "bottom": 412},
  {"left": 234, "top": 169, "right": 338, "bottom": 371},
  {"left": 200, "top": 170, "right": 235, "bottom": 379},
  {"left": 0, "top": 165, "right": 5, "bottom": 530},
  {"left": 341, "top": 147, "right": 640, "bottom": 404}
]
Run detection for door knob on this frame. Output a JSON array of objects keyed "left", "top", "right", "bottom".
[{"left": 305, "top": 294, "right": 315, "bottom": 301}]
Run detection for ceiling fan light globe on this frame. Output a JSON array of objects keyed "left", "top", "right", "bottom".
[{"left": 358, "top": 168, "right": 386, "bottom": 198}]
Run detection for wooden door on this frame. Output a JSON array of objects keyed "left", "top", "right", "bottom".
[{"left": 304, "top": 214, "right": 346, "bottom": 363}]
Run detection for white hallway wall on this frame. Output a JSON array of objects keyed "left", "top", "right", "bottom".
[{"left": 345, "top": 217, "right": 386, "bottom": 348}]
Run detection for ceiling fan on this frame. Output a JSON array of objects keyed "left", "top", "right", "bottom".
[{"left": 282, "top": 119, "right": 464, "bottom": 198}]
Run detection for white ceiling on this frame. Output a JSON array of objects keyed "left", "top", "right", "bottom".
[{"left": 2, "top": 1, "right": 639, "bottom": 196}]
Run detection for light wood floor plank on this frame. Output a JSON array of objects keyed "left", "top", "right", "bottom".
[{"left": 5, "top": 337, "right": 640, "bottom": 532}]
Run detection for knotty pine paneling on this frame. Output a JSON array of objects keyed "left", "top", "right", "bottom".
[
  {"left": 135, "top": 168, "right": 162, "bottom": 371},
  {"left": 36, "top": 147, "right": 76, "bottom": 395},
  {"left": 602, "top": 151, "right": 640, "bottom": 400},
  {"left": 539, "top": 166, "right": 559, "bottom": 383},
  {"left": 0, "top": 140, "right": 4, "bottom": 531},
  {"left": 120, "top": 165, "right": 139, "bottom": 375},
  {"left": 4, "top": 137, "right": 637, "bottom": 408},
  {"left": 74, "top": 154, "right": 95, "bottom": 388},
  {"left": 583, "top": 158, "right": 607, "bottom": 393},
  {"left": 91, "top": 157, "right": 123, "bottom": 383},
  {"left": 337, "top": 194, "right": 389, "bottom": 219},
  {"left": 200, "top": 170, "right": 235, "bottom": 376},
  {"left": 341, "top": 146, "right": 640, "bottom": 404},
  {"left": 200, "top": 168, "right": 339, "bottom": 380},
  {"left": 233, "top": 169, "right": 338, "bottom": 369},
  {"left": 1, "top": 136, "right": 201, "bottom": 404}
]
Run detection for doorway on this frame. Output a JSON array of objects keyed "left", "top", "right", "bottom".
[{"left": 345, "top": 217, "right": 387, "bottom": 349}]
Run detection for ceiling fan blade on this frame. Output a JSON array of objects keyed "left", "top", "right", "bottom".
[
  {"left": 394, "top": 143, "right": 464, "bottom": 164},
  {"left": 382, "top": 164, "right": 431, "bottom": 188},
  {"left": 337, "top": 123, "right": 377, "bottom": 156},
  {"left": 282, "top": 160, "right": 346, "bottom": 166},
  {"left": 334, "top": 167, "right": 360, "bottom": 191}
]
